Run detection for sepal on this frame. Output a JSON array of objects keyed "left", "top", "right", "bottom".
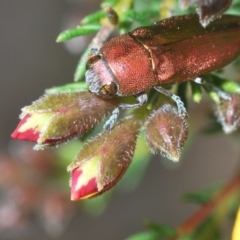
[
  {"left": 67, "top": 117, "right": 141, "bottom": 200},
  {"left": 11, "top": 91, "right": 118, "bottom": 149},
  {"left": 145, "top": 104, "right": 188, "bottom": 161}
]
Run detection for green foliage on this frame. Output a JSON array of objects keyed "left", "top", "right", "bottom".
[
  {"left": 190, "top": 82, "right": 203, "bottom": 103},
  {"left": 145, "top": 221, "right": 177, "bottom": 238},
  {"left": 125, "top": 232, "right": 159, "bottom": 240},
  {"left": 177, "top": 82, "right": 188, "bottom": 110},
  {"left": 122, "top": 9, "right": 159, "bottom": 25},
  {"left": 190, "top": 216, "right": 221, "bottom": 240},
  {"left": 204, "top": 74, "right": 240, "bottom": 94},
  {"left": 102, "top": 0, "right": 120, "bottom": 5},
  {"left": 126, "top": 221, "right": 177, "bottom": 240},
  {"left": 183, "top": 184, "right": 222, "bottom": 204},
  {"left": 226, "top": 0, "right": 240, "bottom": 14},
  {"left": 81, "top": 10, "right": 106, "bottom": 25},
  {"left": 74, "top": 46, "right": 91, "bottom": 81},
  {"left": 57, "top": 24, "right": 100, "bottom": 42},
  {"left": 46, "top": 82, "right": 88, "bottom": 93}
]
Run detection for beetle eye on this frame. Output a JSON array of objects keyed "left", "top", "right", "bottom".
[
  {"left": 100, "top": 82, "right": 117, "bottom": 98},
  {"left": 86, "top": 55, "right": 101, "bottom": 69}
]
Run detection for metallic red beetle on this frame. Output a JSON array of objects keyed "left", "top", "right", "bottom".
[{"left": 85, "top": 14, "right": 240, "bottom": 129}]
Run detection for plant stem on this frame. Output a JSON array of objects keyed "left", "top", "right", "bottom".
[{"left": 167, "top": 173, "right": 240, "bottom": 239}]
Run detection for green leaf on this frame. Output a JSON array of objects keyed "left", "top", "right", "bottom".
[
  {"left": 102, "top": 0, "right": 119, "bottom": 6},
  {"left": 178, "top": 236, "right": 195, "bottom": 240},
  {"left": 56, "top": 24, "right": 100, "bottom": 42},
  {"left": 126, "top": 219, "right": 177, "bottom": 240},
  {"left": 190, "top": 82, "right": 203, "bottom": 103},
  {"left": 191, "top": 216, "right": 221, "bottom": 240},
  {"left": 205, "top": 87, "right": 221, "bottom": 103},
  {"left": 123, "top": 9, "right": 159, "bottom": 25},
  {"left": 212, "top": 75, "right": 240, "bottom": 94},
  {"left": 217, "top": 80, "right": 240, "bottom": 94},
  {"left": 204, "top": 74, "right": 240, "bottom": 94},
  {"left": 184, "top": 192, "right": 212, "bottom": 205},
  {"left": 125, "top": 232, "right": 159, "bottom": 240},
  {"left": 183, "top": 183, "right": 222, "bottom": 204},
  {"left": 45, "top": 82, "right": 88, "bottom": 94},
  {"left": 145, "top": 221, "right": 176, "bottom": 238},
  {"left": 177, "top": 82, "right": 188, "bottom": 110},
  {"left": 119, "top": 20, "right": 133, "bottom": 34},
  {"left": 81, "top": 10, "right": 106, "bottom": 25},
  {"left": 149, "top": 0, "right": 162, "bottom": 12},
  {"left": 74, "top": 46, "right": 91, "bottom": 81},
  {"left": 226, "top": 1, "right": 240, "bottom": 15}
]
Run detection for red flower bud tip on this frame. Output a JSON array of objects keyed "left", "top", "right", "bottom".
[
  {"left": 70, "top": 157, "right": 99, "bottom": 200},
  {"left": 145, "top": 104, "right": 188, "bottom": 161},
  {"left": 11, "top": 113, "right": 51, "bottom": 142},
  {"left": 68, "top": 117, "right": 141, "bottom": 200}
]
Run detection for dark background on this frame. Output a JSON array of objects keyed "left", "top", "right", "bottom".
[{"left": 0, "top": 1, "right": 239, "bottom": 239}]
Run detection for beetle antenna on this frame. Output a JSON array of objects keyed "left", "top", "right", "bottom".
[{"left": 154, "top": 86, "right": 188, "bottom": 117}]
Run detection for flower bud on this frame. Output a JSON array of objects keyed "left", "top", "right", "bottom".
[
  {"left": 11, "top": 91, "right": 118, "bottom": 149},
  {"left": 67, "top": 117, "right": 141, "bottom": 200},
  {"left": 180, "top": 0, "right": 232, "bottom": 27},
  {"left": 145, "top": 104, "right": 188, "bottom": 161},
  {"left": 214, "top": 94, "right": 240, "bottom": 134}
]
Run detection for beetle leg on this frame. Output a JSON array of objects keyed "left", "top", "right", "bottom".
[
  {"left": 193, "top": 77, "right": 231, "bottom": 100},
  {"left": 154, "top": 86, "right": 188, "bottom": 117},
  {"left": 91, "top": 48, "right": 100, "bottom": 55},
  {"left": 103, "top": 92, "right": 148, "bottom": 131}
]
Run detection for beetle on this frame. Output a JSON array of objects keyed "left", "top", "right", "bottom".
[{"left": 85, "top": 14, "right": 240, "bottom": 130}]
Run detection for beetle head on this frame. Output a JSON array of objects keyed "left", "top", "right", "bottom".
[{"left": 85, "top": 54, "right": 118, "bottom": 98}]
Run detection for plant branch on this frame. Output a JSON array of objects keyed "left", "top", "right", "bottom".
[{"left": 167, "top": 173, "right": 240, "bottom": 239}]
